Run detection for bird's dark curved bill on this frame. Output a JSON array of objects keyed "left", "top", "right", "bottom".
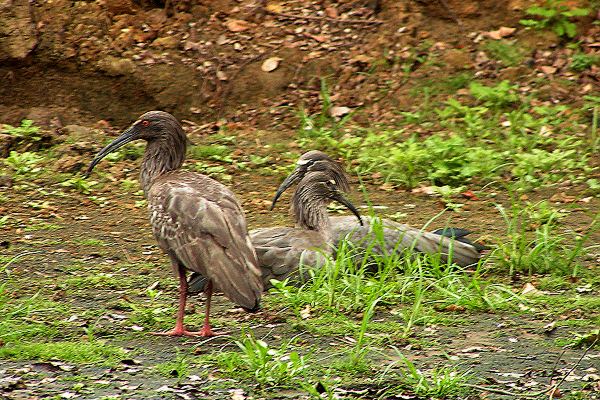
[
  {"left": 331, "top": 192, "right": 363, "bottom": 226},
  {"left": 270, "top": 169, "right": 303, "bottom": 210},
  {"left": 83, "top": 127, "right": 137, "bottom": 178}
]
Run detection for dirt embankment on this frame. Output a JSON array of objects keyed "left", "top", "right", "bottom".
[{"left": 0, "top": 0, "right": 537, "bottom": 128}]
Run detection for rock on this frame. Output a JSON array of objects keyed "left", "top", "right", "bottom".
[
  {"left": 102, "top": 0, "right": 135, "bottom": 15},
  {"left": 0, "top": 0, "right": 37, "bottom": 61},
  {"left": 25, "top": 107, "right": 65, "bottom": 130},
  {"left": 97, "top": 56, "right": 137, "bottom": 76},
  {"left": 55, "top": 125, "right": 107, "bottom": 155},
  {"left": 442, "top": 49, "right": 473, "bottom": 71},
  {"left": 0, "top": 133, "right": 15, "bottom": 157},
  {"left": 151, "top": 36, "right": 180, "bottom": 49},
  {"left": 0, "top": 175, "right": 13, "bottom": 188},
  {"left": 499, "top": 66, "right": 530, "bottom": 81},
  {"left": 55, "top": 155, "right": 84, "bottom": 173}
]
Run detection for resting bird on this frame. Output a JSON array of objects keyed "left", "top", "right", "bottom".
[
  {"left": 252, "top": 171, "right": 363, "bottom": 287},
  {"left": 271, "top": 151, "right": 485, "bottom": 267},
  {"left": 189, "top": 171, "right": 363, "bottom": 292},
  {"left": 84, "top": 111, "right": 262, "bottom": 337}
]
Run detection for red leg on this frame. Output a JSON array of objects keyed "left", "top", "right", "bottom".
[
  {"left": 151, "top": 263, "right": 212, "bottom": 337},
  {"left": 199, "top": 280, "right": 216, "bottom": 337}
]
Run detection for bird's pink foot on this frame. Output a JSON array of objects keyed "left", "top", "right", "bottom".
[{"left": 150, "top": 328, "right": 206, "bottom": 337}]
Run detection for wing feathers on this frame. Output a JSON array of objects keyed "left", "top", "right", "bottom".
[{"left": 148, "top": 171, "right": 262, "bottom": 309}]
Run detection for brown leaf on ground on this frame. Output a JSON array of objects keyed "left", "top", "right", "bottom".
[
  {"left": 485, "top": 26, "right": 516, "bottom": 40},
  {"left": 225, "top": 19, "right": 252, "bottom": 33},
  {"left": 261, "top": 57, "right": 282, "bottom": 72},
  {"left": 521, "top": 282, "right": 542, "bottom": 296},
  {"left": 540, "top": 65, "right": 557, "bottom": 74},
  {"left": 325, "top": 6, "right": 338, "bottom": 18}
]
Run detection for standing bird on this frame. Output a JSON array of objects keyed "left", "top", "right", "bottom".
[
  {"left": 188, "top": 171, "right": 363, "bottom": 292},
  {"left": 271, "top": 151, "right": 485, "bottom": 267},
  {"left": 84, "top": 111, "right": 262, "bottom": 337}
]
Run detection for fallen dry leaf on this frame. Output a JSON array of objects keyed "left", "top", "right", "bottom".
[
  {"left": 521, "top": 282, "right": 542, "bottom": 296},
  {"left": 540, "top": 65, "right": 557, "bottom": 74},
  {"left": 411, "top": 186, "right": 437, "bottom": 195},
  {"left": 325, "top": 6, "right": 338, "bottom": 18},
  {"left": 225, "top": 19, "right": 251, "bottom": 33},
  {"left": 265, "top": 2, "right": 283, "bottom": 13},
  {"left": 330, "top": 106, "right": 351, "bottom": 118},
  {"left": 300, "top": 304, "right": 311, "bottom": 319},
  {"left": 486, "top": 26, "right": 516, "bottom": 40},
  {"left": 261, "top": 57, "right": 282, "bottom": 72},
  {"left": 461, "top": 190, "right": 479, "bottom": 200}
]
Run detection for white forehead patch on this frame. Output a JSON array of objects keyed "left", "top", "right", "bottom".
[
  {"left": 329, "top": 179, "right": 336, "bottom": 184},
  {"left": 297, "top": 159, "right": 311, "bottom": 165}
]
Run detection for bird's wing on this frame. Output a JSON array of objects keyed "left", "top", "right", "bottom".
[
  {"left": 250, "top": 227, "right": 329, "bottom": 288},
  {"left": 331, "top": 215, "right": 482, "bottom": 267},
  {"left": 148, "top": 173, "right": 262, "bottom": 310}
]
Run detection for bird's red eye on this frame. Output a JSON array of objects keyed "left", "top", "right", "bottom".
[{"left": 141, "top": 120, "right": 150, "bottom": 127}]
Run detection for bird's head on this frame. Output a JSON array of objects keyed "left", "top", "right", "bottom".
[
  {"left": 84, "top": 111, "right": 186, "bottom": 178},
  {"left": 293, "top": 171, "right": 363, "bottom": 226},
  {"left": 270, "top": 150, "right": 349, "bottom": 210}
]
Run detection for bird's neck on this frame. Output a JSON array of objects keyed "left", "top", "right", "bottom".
[
  {"left": 140, "top": 136, "right": 186, "bottom": 194},
  {"left": 293, "top": 197, "right": 332, "bottom": 241}
]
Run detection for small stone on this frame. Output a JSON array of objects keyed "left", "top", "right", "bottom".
[
  {"left": 97, "top": 56, "right": 137, "bottom": 76},
  {"left": 0, "top": 133, "right": 15, "bottom": 157},
  {"left": 152, "top": 36, "right": 180, "bottom": 49}
]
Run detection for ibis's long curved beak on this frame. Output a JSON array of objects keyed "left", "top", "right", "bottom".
[
  {"left": 83, "top": 126, "right": 138, "bottom": 178},
  {"left": 270, "top": 168, "right": 304, "bottom": 210},
  {"left": 331, "top": 191, "right": 363, "bottom": 226}
]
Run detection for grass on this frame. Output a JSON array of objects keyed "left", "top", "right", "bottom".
[{"left": 0, "top": 341, "right": 126, "bottom": 365}]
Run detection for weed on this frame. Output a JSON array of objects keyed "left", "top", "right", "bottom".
[
  {"left": 4, "top": 151, "right": 43, "bottom": 175},
  {"left": 297, "top": 78, "right": 353, "bottom": 141},
  {"left": 382, "top": 350, "right": 472, "bottom": 398},
  {"left": 2, "top": 119, "right": 42, "bottom": 142},
  {"left": 213, "top": 332, "right": 309, "bottom": 386},
  {"left": 469, "top": 80, "right": 519, "bottom": 108},
  {"left": 189, "top": 144, "right": 232, "bottom": 162},
  {"left": 0, "top": 341, "right": 125, "bottom": 365},
  {"left": 60, "top": 176, "right": 98, "bottom": 194},
  {"left": 483, "top": 40, "right": 525, "bottom": 66},
  {"left": 570, "top": 52, "right": 600, "bottom": 71},
  {"left": 155, "top": 351, "right": 190, "bottom": 381},
  {"left": 520, "top": 0, "right": 590, "bottom": 38},
  {"left": 493, "top": 201, "right": 598, "bottom": 276}
]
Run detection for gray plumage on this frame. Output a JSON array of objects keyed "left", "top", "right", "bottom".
[
  {"left": 271, "top": 151, "right": 485, "bottom": 267},
  {"left": 85, "top": 111, "right": 262, "bottom": 336},
  {"left": 251, "top": 171, "right": 362, "bottom": 288}
]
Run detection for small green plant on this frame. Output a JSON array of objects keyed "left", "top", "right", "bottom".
[
  {"left": 469, "top": 80, "right": 519, "bottom": 108},
  {"left": 493, "top": 202, "right": 598, "bottom": 276},
  {"left": 2, "top": 119, "right": 42, "bottom": 142},
  {"left": 155, "top": 351, "right": 190, "bottom": 382},
  {"left": 570, "top": 52, "right": 600, "bottom": 71},
  {"left": 4, "top": 151, "right": 43, "bottom": 175},
  {"left": 297, "top": 78, "right": 353, "bottom": 141},
  {"left": 189, "top": 144, "right": 233, "bottom": 162},
  {"left": 60, "top": 176, "right": 98, "bottom": 194},
  {"left": 383, "top": 350, "right": 472, "bottom": 398},
  {"left": 223, "top": 332, "right": 309, "bottom": 386},
  {"left": 520, "top": 0, "right": 590, "bottom": 38},
  {"left": 483, "top": 40, "right": 525, "bottom": 67}
]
